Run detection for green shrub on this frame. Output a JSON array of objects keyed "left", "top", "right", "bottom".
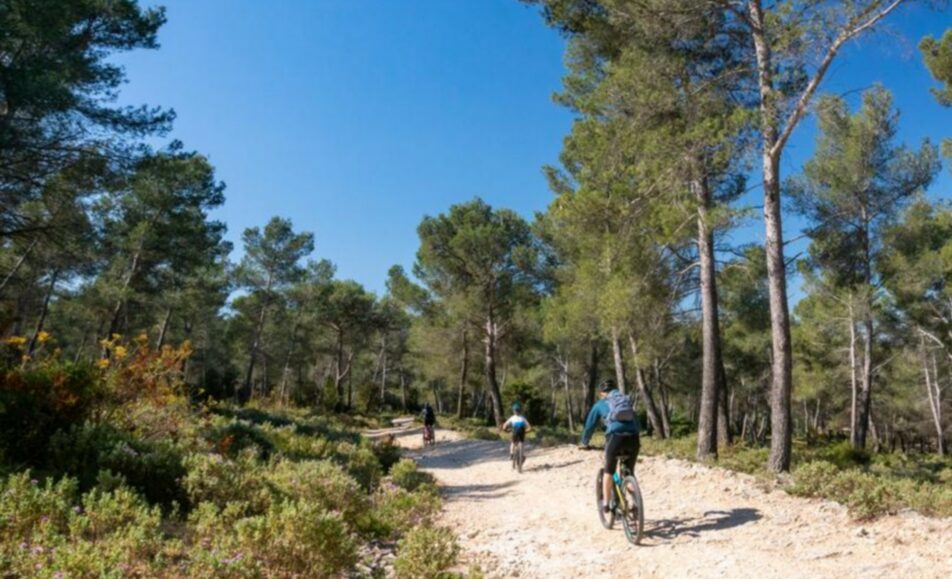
[
  {"left": 265, "top": 459, "right": 368, "bottom": 524},
  {"left": 48, "top": 424, "right": 187, "bottom": 511},
  {"left": 372, "top": 486, "right": 441, "bottom": 538},
  {"left": 262, "top": 423, "right": 334, "bottom": 461},
  {"left": 390, "top": 459, "right": 434, "bottom": 493},
  {"left": 468, "top": 427, "right": 500, "bottom": 441},
  {"left": 233, "top": 500, "right": 358, "bottom": 577},
  {"left": 336, "top": 442, "right": 382, "bottom": 490},
  {"left": 816, "top": 441, "right": 871, "bottom": 468},
  {"left": 0, "top": 473, "right": 170, "bottom": 578},
  {"left": 206, "top": 417, "right": 275, "bottom": 459},
  {"left": 372, "top": 436, "right": 404, "bottom": 473},
  {"left": 182, "top": 450, "right": 271, "bottom": 515},
  {"left": 0, "top": 362, "right": 100, "bottom": 465},
  {"left": 0, "top": 472, "right": 77, "bottom": 539},
  {"left": 393, "top": 525, "right": 459, "bottom": 579}
]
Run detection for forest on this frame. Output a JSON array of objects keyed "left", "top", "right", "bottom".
[
  {"left": 2, "top": 1, "right": 952, "bottom": 575},
  {"left": 3, "top": 1, "right": 952, "bottom": 469}
]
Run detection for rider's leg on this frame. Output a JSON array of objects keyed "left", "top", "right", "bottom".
[{"left": 602, "top": 472, "right": 614, "bottom": 509}]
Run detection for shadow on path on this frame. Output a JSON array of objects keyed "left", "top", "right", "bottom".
[
  {"left": 648, "top": 508, "right": 762, "bottom": 541},
  {"left": 523, "top": 459, "right": 583, "bottom": 473},
  {"left": 442, "top": 480, "right": 518, "bottom": 502}
]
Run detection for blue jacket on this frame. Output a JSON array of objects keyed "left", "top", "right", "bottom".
[{"left": 580, "top": 391, "right": 640, "bottom": 445}]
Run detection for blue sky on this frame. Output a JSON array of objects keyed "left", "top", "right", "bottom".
[{"left": 114, "top": 1, "right": 951, "bottom": 295}]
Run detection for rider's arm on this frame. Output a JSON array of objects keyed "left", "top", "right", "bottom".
[
  {"left": 500, "top": 416, "right": 512, "bottom": 431},
  {"left": 524, "top": 418, "right": 531, "bottom": 432},
  {"left": 580, "top": 401, "right": 604, "bottom": 446}
]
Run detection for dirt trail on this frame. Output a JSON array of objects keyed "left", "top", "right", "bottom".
[{"left": 386, "top": 426, "right": 952, "bottom": 578}]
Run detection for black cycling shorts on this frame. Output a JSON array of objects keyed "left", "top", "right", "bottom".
[
  {"left": 604, "top": 432, "right": 640, "bottom": 473},
  {"left": 511, "top": 426, "right": 526, "bottom": 443}
]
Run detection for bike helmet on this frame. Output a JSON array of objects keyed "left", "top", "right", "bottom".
[
  {"left": 511, "top": 401, "right": 523, "bottom": 412},
  {"left": 599, "top": 379, "right": 616, "bottom": 393}
]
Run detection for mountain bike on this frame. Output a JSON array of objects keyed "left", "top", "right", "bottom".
[
  {"left": 511, "top": 439, "right": 525, "bottom": 473},
  {"left": 422, "top": 424, "right": 435, "bottom": 447},
  {"left": 502, "top": 425, "right": 527, "bottom": 473},
  {"left": 589, "top": 450, "right": 645, "bottom": 545}
]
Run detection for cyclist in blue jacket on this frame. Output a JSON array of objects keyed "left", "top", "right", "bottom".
[
  {"left": 580, "top": 379, "right": 640, "bottom": 512},
  {"left": 501, "top": 402, "right": 531, "bottom": 460}
]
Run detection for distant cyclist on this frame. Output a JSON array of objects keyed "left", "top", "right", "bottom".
[
  {"left": 501, "top": 402, "right": 531, "bottom": 460},
  {"left": 579, "top": 379, "right": 640, "bottom": 512},
  {"left": 422, "top": 402, "right": 436, "bottom": 444}
]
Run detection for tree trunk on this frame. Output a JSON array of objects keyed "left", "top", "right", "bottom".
[
  {"left": 400, "top": 370, "right": 408, "bottom": 412},
  {"left": 854, "top": 310, "right": 874, "bottom": 449},
  {"left": 243, "top": 300, "right": 269, "bottom": 402},
  {"left": 583, "top": 340, "right": 598, "bottom": 417},
  {"left": 279, "top": 319, "right": 300, "bottom": 405},
  {"left": 457, "top": 327, "right": 468, "bottom": 419},
  {"left": 849, "top": 301, "right": 860, "bottom": 446},
  {"left": 484, "top": 311, "right": 505, "bottom": 426},
  {"left": 717, "top": 362, "right": 732, "bottom": 446},
  {"left": 156, "top": 306, "right": 173, "bottom": 350},
  {"left": 655, "top": 361, "right": 673, "bottom": 436},
  {"left": 105, "top": 247, "right": 143, "bottom": 348},
  {"left": 610, "top": 326, "right": 628, "bottom": 393},
  {"left": 25, "top": 270, "right": 58, "bottom": 359},
  {"left": 380, "top": 337, "right": 388, "bottom": 409},
  {"left": 921, "top": 336, "right": 945, "bottom": 455},
  {"left": 749, "top": 0, "right": 793, "bottom": 473},
  {"left": 243, "top": 273, "right": 274, "bottom": 400},
  {"left": 629, "top": 336, "right": 665, "bottom": 438},
  {"left": 696, "top": 172, "right": 722, "bottom": 459},
  {"left": 334, "top": 328, "right": 346, "bottom": 411},
  {"left": 562, "top": 356, "right": 575, "bottom": 431}
]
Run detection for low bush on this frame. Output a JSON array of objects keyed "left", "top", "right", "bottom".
[
  {"left": 390, "top": 459, "right": 435, "bottom": 493},
  {"left": 789, "top": 460, "right": 952, "bottom": 519},
  {"left": 182, "top": 450, "right": 271, "bottom": 515},
  {"left": 229, "top": 500, "right": 357, "bottom": 578},
  {"left": 48, "top": 424, "right": 187, "bottom": 511},
  {"left": 372, "top": 485, "right": 441, "bottom": 539},
  {"left": 0, "top": 472, "right": 170, "bottom": 578},
  {"left": 0, "top": 362, "right": 101, "bottom": 465},
  {"left": 265, "top": 458, "right": 368, "bottom": 524},
  {"left": 335, "top": 442, "right": 383, "bottom": 490},
  {"left": 393, "top": 525, "right": 459, "bottom": 579}
]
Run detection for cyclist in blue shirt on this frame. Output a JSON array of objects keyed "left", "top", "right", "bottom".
[
  {"left": 501, "top": 402, "right": 531, "bottom": 460},
  {"left": 580, "top": 379, "right": 640, "bottom": 512}
]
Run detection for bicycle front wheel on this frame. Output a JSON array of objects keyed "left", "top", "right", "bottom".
[
  {"left": 620, "top": 474, "right": 645, "bottom": 545},
  {"left": 595, "top": 469, "right": 614, "bottom": 529}
]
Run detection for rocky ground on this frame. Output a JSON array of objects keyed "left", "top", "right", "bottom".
[{"left": 388, "top": 426, "right": 952, "bottom": 579}]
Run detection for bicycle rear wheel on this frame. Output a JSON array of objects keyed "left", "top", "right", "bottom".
[
  {"left": 517, "top": 443, "right": 524, "bottom": 473},
  {"left": 620, "top": 474, "right": 645, "bottom": 545},
  {"left": 595, "top": 469, "right": 614, "bottom": 529}
]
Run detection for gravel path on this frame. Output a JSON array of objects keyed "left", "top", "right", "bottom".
[{"left": 387, "top": 426, "right": 952, "bottom": 578}]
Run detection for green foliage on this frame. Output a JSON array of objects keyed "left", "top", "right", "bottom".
[
  {"left": 232, "top": 500, "right": 358, "bottom": 577},
  {"left": 0, "top": 473, "right": 169, "bottom": 578},
  {"left": 0, "top": 362, "right": 101, "bottom": 465},
  {"left": 921, "top": 30, "right": 952, "bottom": 107},
  {"left": 182, "top": 450, "right": 271, "bottom": 515},
  {"left": 502, "top": 382, "right": 548, "bottom": 425},
  {"left": 372, "top": 485, "right": 442, "bottom": 539},
  {"left": 266, "top": 459, "right": 369, "bottom": 524},
  {"left": 48, "top": 425, "right": 187, "bottom": 511},
  {"left": 393, "top": 526, "right": 460, "bottom": 579},
  {"left": 390, "top": 459, "right": 436, "bottom": 493}
]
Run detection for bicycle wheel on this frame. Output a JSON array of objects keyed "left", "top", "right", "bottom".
[
  {"left": 619, "top": 474, "right": 645, "bottom": 545},
  {"left": 595, "top": 469, "right": 614, "bottom": 529},
  {"left": 517, "top": 443, "right": 524, "bottom": 473}
]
